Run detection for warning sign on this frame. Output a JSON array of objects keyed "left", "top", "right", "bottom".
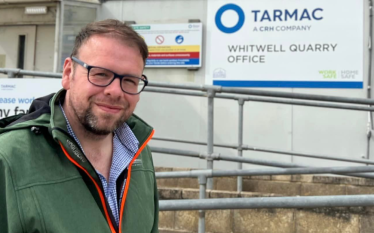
[
  {"left": 132, "top": 23, "right": 203, "bottom": 68},
  {"left": 155, "top": 35, "right": 165, "bottom": 45}
]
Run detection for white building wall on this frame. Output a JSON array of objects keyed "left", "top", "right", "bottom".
[
  {"left": 99, "top": 0, "right": 372, "bottom": 171},
  {"left": 0, "top": 3, "right": 57, "bottom": 77},
  {"left": 0, "top": 26, "right": 36, "bottom": 75},
  {"left": 35, "top": 25, "right": 55, "bottom": 72}
]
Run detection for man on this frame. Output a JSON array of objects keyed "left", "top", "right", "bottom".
[{"left": 0, "top": 19, "right": 158, "bottom": 233}]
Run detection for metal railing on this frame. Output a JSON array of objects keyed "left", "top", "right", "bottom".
[
  {"left": 2, "top": 68, "right": 374, "bottom": 233},
  {"left": 152, "top": 137, "right": 374, "bottom": 165},
  {"left": 150, "top": 146, "right": 374, "bottom": 179},
  {"left": 155, "top": 166, "right": 374, "bottom": 233},
  {"left": 157, "top": 168, "right": 374, "bottom": 212},
  {"left": 160, "top": 194, "right": 374, "bottom": 210},
  {"left": 145, "top": 82, "right": 374, "bottom": 191}
]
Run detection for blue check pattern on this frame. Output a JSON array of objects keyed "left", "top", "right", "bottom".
[{"left": 59, "top": 103, "right": 139, "bottom": 226}]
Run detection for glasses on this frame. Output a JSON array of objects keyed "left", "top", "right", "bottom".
[{"left": 71, "top": 56, "right": 148, "bottom": 95}]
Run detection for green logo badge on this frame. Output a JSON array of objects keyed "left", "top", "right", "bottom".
[{"left": 319, "top": 70, "right": 336, "bottom": 79}]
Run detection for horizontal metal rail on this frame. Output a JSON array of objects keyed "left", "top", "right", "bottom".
[
  {"left": 159, "top": 195, "right": 374, "bottom": 211},
  {"left": 148, "top": 81, "right": 215, "bottom": 91},
  {"left": 2, "top": 68, "right": 374, "bottom": 105},
  {"left": 219, "top": 87, "right": 374, "bottom": 105},
  {"left": 145, "top": 88, "right": 374, "bottom": 112},
  {"left": 150, "top": 146, "right": 374, "bottom": 179},
  {"left": 152, "top": 137, "right": 374, "bottom": 165},
  {"left": 217, "top": 94, "right": 374, "bottom": 112},
  {"left": 145, "top": 87, "right": 206, "bottom": 97},
  {"left": 156, "top": 166, "right": 374, "bottom": 178},
  {"left": 0, "top": 68, "right": 62, "bottom": 78},
  {"left": 147, "top": 81, "right": 374, "bottom": 105}
]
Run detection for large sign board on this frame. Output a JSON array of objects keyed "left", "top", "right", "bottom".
[
  {"left": 206, "top": 0, "right": 364, "bottom": 88},
  {"left": 0, "top": 79, "right": 61, "bottom": 119},
  {"left": 132, "top": 23, "right": 203, "bottom": 68}
]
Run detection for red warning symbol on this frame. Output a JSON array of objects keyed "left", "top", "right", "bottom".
[{"left": 155, "top": 35, "right": 165, "bottom": 45}]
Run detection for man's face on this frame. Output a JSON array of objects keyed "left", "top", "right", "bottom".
[{"left": 62, "top": 35, "right": 144, "bottom": 135}]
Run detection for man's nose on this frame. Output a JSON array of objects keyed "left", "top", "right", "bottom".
[{"left": 103, "top": 77, "right": 123, "bottom": 97}]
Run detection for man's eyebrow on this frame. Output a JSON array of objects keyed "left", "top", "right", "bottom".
[
  {"left": 117, "top": 72, "right": 142, "bottom": 78},
  {"left": 113, "top": 70, "right": 142, "bottom": 78}
]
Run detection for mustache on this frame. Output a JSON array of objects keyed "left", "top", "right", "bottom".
[{"left": 90, "top": 96, "right": 128, "bottom": 107}]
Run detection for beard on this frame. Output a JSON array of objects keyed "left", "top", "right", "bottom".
[{"left": 70, "top": 95, "right": 130, "bottom": 136}]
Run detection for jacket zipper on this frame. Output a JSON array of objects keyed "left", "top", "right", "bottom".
[
  {"left": 59, "top": 129, "right": 155, "bottom": 233},
  {"left": 118, "top": 129, "right": 155, "bottom": 233},
  {"left": 59, "top": 142, "right": 117, "bottom": 233}
]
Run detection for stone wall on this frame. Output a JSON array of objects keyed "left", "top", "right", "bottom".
[
  {"left": 156, "top": 167, "right": 374, "bottom": 233},
  {"left": 158, "top": 187, "right": 374, "bottom": 233}
]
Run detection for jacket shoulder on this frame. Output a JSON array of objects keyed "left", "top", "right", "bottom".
[
  {"left": 0, "top": 128, "right": 79, "bottom": 190},
  {"left": 0, "top": 127, "right": 37, "bottom": 158}
]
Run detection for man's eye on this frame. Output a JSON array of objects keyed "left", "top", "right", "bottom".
[
  {"left": 123, "top": 78, "right": 137, "bottom": 85},
  {"left": 95, "top": 73, "right": 108, "bottom": 77}
]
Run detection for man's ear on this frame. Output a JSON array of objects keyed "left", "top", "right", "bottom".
[{"left": 62, "top": 57, "right": 73, "bottom": 90}]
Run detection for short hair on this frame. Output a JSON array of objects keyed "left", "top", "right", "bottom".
[{"left": 71, "top": 19, "right": 148, "bottom": 65}]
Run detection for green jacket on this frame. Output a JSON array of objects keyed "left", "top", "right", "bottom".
[{"left": 0, "top": 89, "right": 159, "bottom": 233}]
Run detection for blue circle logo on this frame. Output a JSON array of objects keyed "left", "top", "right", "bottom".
[
  {"left": 215, "top": 3, "right": 245, "bottom": 34},
  {"left": 175, "top": 35, "right": 184, "bottom": 44}
]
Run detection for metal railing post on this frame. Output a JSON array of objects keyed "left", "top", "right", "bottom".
[
  {"left": 207, "top": 89, "right": 215, "bottom": 189},
  {"left": 237, "top": 98, "right": 245, "bottom": 192},
  {"left": 7, "top": 71, "right": 15, "bottom": 78},
  {"left": 198, "top": 175, "right": 207, "bottom": 233},
  {"left": 367, "top": 0, "right": 374, "bottom": 162}
]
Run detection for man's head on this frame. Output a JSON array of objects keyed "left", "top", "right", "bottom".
[
  {"left": 71, "top": 19, "right": 148, "bottom": 65},
  {"left": 62, "top": 19, "right": 148, "bottom": 136}
]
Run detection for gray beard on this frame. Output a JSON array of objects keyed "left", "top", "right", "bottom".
[{"left": 70, "top": 98, "right": 127, "bottom": 136}]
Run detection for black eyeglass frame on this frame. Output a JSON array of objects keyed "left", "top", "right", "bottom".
[{"left": 71, "top": 56, "right": 148, "bottom": 95}]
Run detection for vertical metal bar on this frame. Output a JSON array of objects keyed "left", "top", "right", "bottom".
[
  {"left": 198, "top": 176, "right": 207, "bottom": 233},
  {"left": 58, "top": 1, "right": 65, "bottom": 73},
  {"left": 207, "top": 90, "right": 215, "bottom": 189},
  {"left": 33, "top": 26, "right": 38, "bottom": 73},
  {"left": 367, "top": 128, "right": 371, "bottom": 165},
  {"left": 7, "top": 71, "right": 14, "bottom": 78},
  {"left": 53, "top": 3, "right": 60, "bottom": 73},
  {"left": 237, "top": 98, "right": 245, "bottom": 192},
  {"left": 367, "top": 0, "right": 374, "bottom": 162}
]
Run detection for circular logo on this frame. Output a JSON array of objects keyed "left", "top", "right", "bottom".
[
  {"left": 155, "top": 35, "right": 164, "bottom": 44},
  {"left": 215, "top": 3, "right": 245, "bottom": 34},
  {"left": 175, "top": 35, "right": 184, "bottom": 44}
]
